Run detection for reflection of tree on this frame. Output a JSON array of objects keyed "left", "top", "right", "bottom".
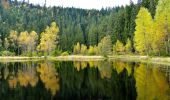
[
  {"left": 4, "top": 67, "right": 9, "bottom": 80},
  {"left": 57, "top": 61, "right": 136, "bottom": 99},
  {"left": 37, "top": 63, "right": 59, "bottom": 95},
  {"left": 135, "top": 64, "right": 170, "bottom": 100},
  {"left": 113, "top": 61, "right": 126, "bottom": 74},
  {"left": 74, "top": 61, "right": 89, "bottom": 71},
  {"left": 81, "top": 61, "right": 88, "bottom": 70},
  {"left": 89, "top": 61, "right": 98, "bottom": 68},
  {"left": 112, "top": 61, "right": 133, "bottom": 76},
  {"left": 74, "top": 61, "right": 99, "bottom": 71},
  {"left": 18, "top": 66, "right": 38, "bottom": 87},
  {"left": 0, "top": 71, "right": 2, "bottom": 79},
  {"left": 98, "top": 61, "right": 112, "bottom": 79},
  {"left": 73, "top": 61, "right": 81, "bottom": 71},
  {"left": 125, "top": 63, "right": 132, "bottom": 76},
  {"left": 8, "top": 76, "right": 17, "bottom": 89}
]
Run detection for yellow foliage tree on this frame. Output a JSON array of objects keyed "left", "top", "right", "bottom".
[
  {"left": 18, "top": 31, "right": 38, "bottom": 55},
  {"left": 37, "top": 22, "right": 59, "bottom": 55},
  {"left": 80, "top": 44, "right": 87, "bottom": 55},
  {"left": 18, "top": 31, "right": 29, "bottom": 53},
  {"left": 125, "top": 38, "right": 132, "bottom": 53},
  {"left": 73, "top": 42, "right": 81, "bottom": 54},
  {"left": 115, "top": 40, "right": 125, "bottom": 53},
  {"left": 98, "top": 35, "right": 112, "bottom": 56},
  {"left": 9, "top": 30, "right": 18, "bottom": 43},
  {"left": 154, "top": 0, "right": 170, "bottom": 55},
  {"left": 27, "top": 31, "right": 38, "bottom": 53},
  {"left": 88, "top": 46, "right": 95, "bottom": 55},
  {"left": 134, "top": 7, "right": 153, "bottom": 55}
]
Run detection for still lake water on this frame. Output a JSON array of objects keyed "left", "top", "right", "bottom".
[{"left": 0, "top": 60, "right": 169, "bottom": 100}]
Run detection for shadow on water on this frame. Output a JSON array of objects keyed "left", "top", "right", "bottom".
[{"left": 0, "top": 60, "right": 169, "bottom": 100}]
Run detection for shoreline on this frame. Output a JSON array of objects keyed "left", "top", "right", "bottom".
[
  {"left": 0, "top": 55, "right": 170, "bottom": 65},
  {"left": 109, "top": 55, "right": 170, "bottom": 66}
]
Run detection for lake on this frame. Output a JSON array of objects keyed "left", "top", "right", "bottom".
[{"left": 0, "top": 60, "right": 169, "bottom": 100}]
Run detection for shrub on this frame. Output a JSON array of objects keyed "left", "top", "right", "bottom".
[
  {"left": 88, "top": 46, "right": 95, "bottom": 55},
  {"left": 0, "top": 51, "right": 15, "bottom": 56},
  {"left": 61, "top": 51, "right": 69, "bottom": 56},
  {"left": 51, "top": 48, "right": 62, "bottom": 56}
]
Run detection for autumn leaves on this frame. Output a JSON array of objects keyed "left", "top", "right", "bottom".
[
  {"left": 134, "top": 0, "right": 170, "bottom": 56},
  {"left": 7, "top": 22, "right": 59, "bottom": 56}
]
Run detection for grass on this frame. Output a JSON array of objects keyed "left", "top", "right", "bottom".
[
  {"left": 109, "top": 55, "right": 170, "bottom": 66},
  {"left": 0, "top": 56, "right": 44, "bottom": 62},
  {"left": 0, "top": 55, "right": 105, "bottom": 62},
  {"left": 1, "top": 55, "right": 170, "bottom": 66},
  {"left": 48, "top": 55, "right": 105, "bottom": 61}
]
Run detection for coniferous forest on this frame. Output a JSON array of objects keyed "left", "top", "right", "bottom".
[{"left": 1, "top": 0, "right": 170, "bottom": 57}]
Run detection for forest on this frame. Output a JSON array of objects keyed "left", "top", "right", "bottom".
[{"left": 1, "top": 0, "right": 169, "bottom": 57}]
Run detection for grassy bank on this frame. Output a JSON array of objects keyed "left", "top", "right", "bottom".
[
  {"left": 0, "top": 56, "right": 44, "bottom": 62},
  {"left": 0, "top": 56, "right": 105, "bottom": 62},
  {"left": 109, "top": 55, "right": 170, "bottom": 65},
  {"left": 1, "top": 55, "right": 170, "bottom": 65},
  {"left": 48, "top": 55, "right": 105, "bottom": 61}
]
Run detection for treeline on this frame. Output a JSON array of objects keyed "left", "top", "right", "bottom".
[
  {"left": 1, "top": 22, "right": 59, "bottom": 56},
  {"left": 134, "top": 0, "right": 170, "bottom": 56},
  {"left": 73, "top": 0, "right": 170, "bottom": 56},
  {"left": 0, "top": 0, "right": 164, "bottom": 56},
  {"left": 72, "top": 35, "right": 132, "bottom": 56}
]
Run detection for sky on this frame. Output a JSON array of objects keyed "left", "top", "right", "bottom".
[{"left": 24, "top": 0, "right": 138, "bottom": 10}]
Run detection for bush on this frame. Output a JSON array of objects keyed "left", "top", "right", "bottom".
[
  {"left": 88, "top": 46, "right": 95, "bottom": 55},
  {"left": 25, "top": 52, "right": 37, "bottom": 57},
  {"left": 0, "top": 51, "right": 15, "bottom": 56},
  {"left": 51, "top": 48, "right": 62, "bottom": 56},
  {"left": 61, "top": 51, "right": 69, "bottom": 56}
]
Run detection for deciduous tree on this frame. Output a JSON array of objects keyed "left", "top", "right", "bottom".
[
  {"left": 134, "top": 7, "right": 153, "bottom": 55},
  {"left": 98, "top": 35, "right": 112, "bottom": 56},
  {"left": 37, "top": 22, "right": 59, "bottom": 55}
]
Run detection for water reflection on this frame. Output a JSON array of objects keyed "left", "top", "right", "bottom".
[
  {"left": 135, "top": 63, "right": 170, "bottom": 100},
  {"left": 37, "top": 63, "right": 60, "bottom": 95},
  {"left": 0, "top": 60, "right": 169, "bottom": 100}
]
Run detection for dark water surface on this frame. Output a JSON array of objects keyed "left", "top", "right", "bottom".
[{"left": 0, "top": 60, "right": 169, "bottom": 100}]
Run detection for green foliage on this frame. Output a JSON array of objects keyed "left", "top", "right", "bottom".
[
  {"left": 0, "top": 50, "right": 15, "bottom": 56},
  {"left": 61, "top": 51, "right": 69, "bottom": 56},
  {"left": 51, "top": 47, "right": 63, "bottom": 56},
  {"left": 98, "top": 35, "right": 112, "bottom": 56},
  {"left": 0, "top": 1, "right": 161, "bottom": 56}
]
